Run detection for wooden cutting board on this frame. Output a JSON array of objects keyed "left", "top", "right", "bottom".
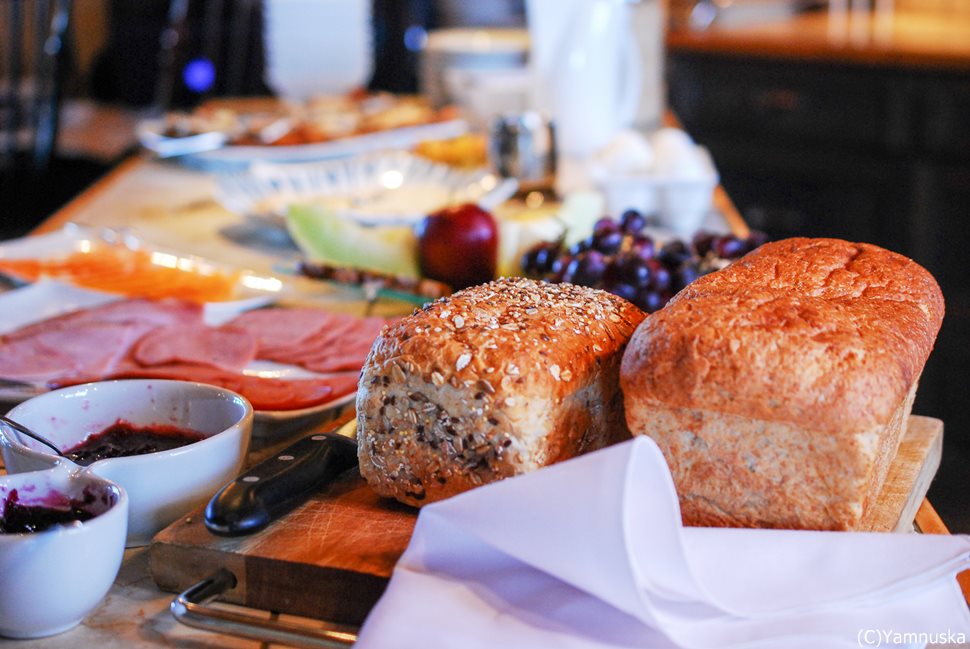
[{"left": 149, "top": 415, "right": 944, "bottom": 626}]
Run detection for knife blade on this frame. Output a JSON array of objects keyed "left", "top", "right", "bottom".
[{"left": 204, "top": 421, "right": 358, "bottom": 537}]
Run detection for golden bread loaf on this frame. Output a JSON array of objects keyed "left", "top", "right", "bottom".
[
  {"left": 620, "top": 237, "right": 945, "bottom": 530},
  {"left": 357, "top": 277, "right": 646, "bottom": 506}
]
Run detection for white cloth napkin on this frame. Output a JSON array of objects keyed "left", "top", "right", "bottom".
[{"left": 355, "top": 437, "right": 970, "bottom": 649}]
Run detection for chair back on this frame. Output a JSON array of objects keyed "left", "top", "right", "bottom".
[{"left": 1, "top": 0, "right": 72, "bottom": 174}]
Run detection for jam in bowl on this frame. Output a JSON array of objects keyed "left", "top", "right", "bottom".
[
  {"left": 0, "top": 379, "right": 254, "bottom": 546},
  {"left": 63, "top": 419, "right": 207, "bottom": 466},
  {"left": 0, "top": 485, "right": 102, "bottom": 533},
  {"left": 0, "top": 465, "right": 127, "bottom": 638}
]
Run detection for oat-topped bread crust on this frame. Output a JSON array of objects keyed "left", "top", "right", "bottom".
[
  {"left": 620, "top": 237, "right": 944, "bottom": 530},
  {"left": 357, "top": 277, "right": 646, "bottom": 506}
]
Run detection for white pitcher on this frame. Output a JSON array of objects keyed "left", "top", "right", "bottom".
[{"left": 527, "top": 0, "right": 642, "bottom": 157}]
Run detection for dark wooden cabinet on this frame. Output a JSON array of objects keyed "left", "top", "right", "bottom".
[
  {"left": 708, "top": 135, "right": 913, "bottom": 250},
  {"left": 920, "top": 77, "right": 970, "bottom": 158},
  {"left": 668, "top": 51, "right": 970, "bottom": 530},
  {"left": 669, "top": 56, "right": 913, "bottom": 152}
]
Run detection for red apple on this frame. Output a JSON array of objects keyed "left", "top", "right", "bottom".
[{"left": 417, "top": 203, "right": 498, "bottom": 290}]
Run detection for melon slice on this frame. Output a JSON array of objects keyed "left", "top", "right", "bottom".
[{"left": 286, "top": 203, "right": 420, "bottom": 278}]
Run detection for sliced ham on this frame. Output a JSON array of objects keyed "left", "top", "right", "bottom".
[
  {"left": 258, "top": 315, "right": 360, "bottom": 365},
  {"left": 297, "top": 321, "right": 384, "bottom": 373},
  {"left": 3, "top": 298, "right": 368, "bottom": 411},
  {"left": 259, "top": 313, "right": 368, "bottom": 359},
  {"left": 228, "top": 307, "right": 341, "bottom": 352},
  {"left": 259, "top": 316, "right": 386, "bottom": 371},
  {"left": 0, "top": 321, "right": 147, "bottom": 383},
  {"left": 302, "top": 352, "right": 372, "bottom": 374},
  {"left": 0, "top": 298, "right": 204, "bottom": 383},
  {"left": 4, "top": 298, "right": 202, "bottom": 341},
  {"left": 133, "top": 324, "right": 257, "bottom": 372},
  {"left": 97, "top": 365, "right": 359, "bottom": 411}
]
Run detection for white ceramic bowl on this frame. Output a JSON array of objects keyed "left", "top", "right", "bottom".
[
  {"left": 1, "top": 380, "right": 253, "bottom": 546},
  {"left": 0, "top": 464, "right": 127, "bottom": 638},
  {"left": 595, "top": 146, "right": 719, "bottom": 237}
]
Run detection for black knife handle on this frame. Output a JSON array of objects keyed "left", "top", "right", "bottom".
[{"left": 204, "top": 432, "right": 358, "bottom": 537}]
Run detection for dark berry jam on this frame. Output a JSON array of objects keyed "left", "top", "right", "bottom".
[
  {"left": 65, "top": 419, "right": 206, "bottom": 466},
  {"left": 0, "top": 488, "right": 100, "bottom": 534}
]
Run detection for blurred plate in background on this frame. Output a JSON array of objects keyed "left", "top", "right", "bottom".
[
  {"left": 215, "top": 150, "right": 512, "bottom": 227},
  {"left": 137, "top": 116, "right": 468, "bottom": 170}
]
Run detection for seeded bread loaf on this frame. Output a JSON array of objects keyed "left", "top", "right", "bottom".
[
  {"left": 357, "top": 277, "right": 646, "bottom": 506},
  {"left": 620, "top": 237, "right": 944, "bottom": 530}
]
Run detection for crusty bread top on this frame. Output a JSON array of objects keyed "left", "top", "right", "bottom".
[
  {"left": 620, "top": 238, "right": 944, "bottom": 432},
  {"left": 362, "top": 277, "right": 645, "bottom": 410}
]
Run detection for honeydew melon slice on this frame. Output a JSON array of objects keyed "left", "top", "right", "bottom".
[{"left": 286, "top": 203, "right": 420, "bottom": 278}]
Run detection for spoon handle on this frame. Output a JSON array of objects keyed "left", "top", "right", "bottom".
[{"left": 0, "top": 415, "right": 65, "bottom": 457}]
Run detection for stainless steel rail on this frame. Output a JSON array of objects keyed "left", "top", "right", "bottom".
[{"left": 171, "top": 570, "right": 359, "bottom": 648}]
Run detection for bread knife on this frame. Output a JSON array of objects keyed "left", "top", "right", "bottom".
[{"left": 204, "top": 420, "right": 358, "bottom": 537}]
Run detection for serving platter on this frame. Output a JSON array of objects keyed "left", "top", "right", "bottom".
[
  {"left": 0, "top": 224, "right": 288, "bottom": 303},
  {"left": 0, "top": 223, "right": 430, "bottom": 315},
  {"left": 0, "top": 281, "right": 356, "bottom": 428}
]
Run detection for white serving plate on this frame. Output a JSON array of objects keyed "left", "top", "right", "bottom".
[
  {"left": 0, "top": 281, "right": 356, "bottom": 427},
  {"left": 137, "top": 117, "right": 469, "bottom": 170},
  {"left": 215, "top": 150, "right": 513, "bottom": 227}
]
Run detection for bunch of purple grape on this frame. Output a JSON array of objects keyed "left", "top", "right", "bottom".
[{"left": 521, "top": 210, "right": 769, "bottom": 313}]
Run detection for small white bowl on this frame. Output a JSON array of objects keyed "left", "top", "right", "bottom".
[
  {"left": 1, "top": 379, "right": 253, "bottom": 546},
  {"left": 0, "top": 464, "right": 127, "bottom": 638},
  {"left": 595, "top": 145, "right": 719, "bottom": 238}
]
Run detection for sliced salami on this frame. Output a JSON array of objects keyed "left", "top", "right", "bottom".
[{"left": 100, "top": 365, "right": 358, "bottom": 411}]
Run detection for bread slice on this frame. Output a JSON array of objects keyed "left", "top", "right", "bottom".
[
  {"left": 357, "top": 277, "right": 646, "bottom": 506},
  {"left": 620, "top": 238, "right": 944, "bottom": 530}
]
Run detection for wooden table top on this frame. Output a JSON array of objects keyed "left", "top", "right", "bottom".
[{"left": 668, "top": 8, "right": 970, "bottom": 71}]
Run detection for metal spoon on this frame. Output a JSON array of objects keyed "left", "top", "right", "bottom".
[{"left": 0, "top": 415, "right": 66, "bottom": 458}]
